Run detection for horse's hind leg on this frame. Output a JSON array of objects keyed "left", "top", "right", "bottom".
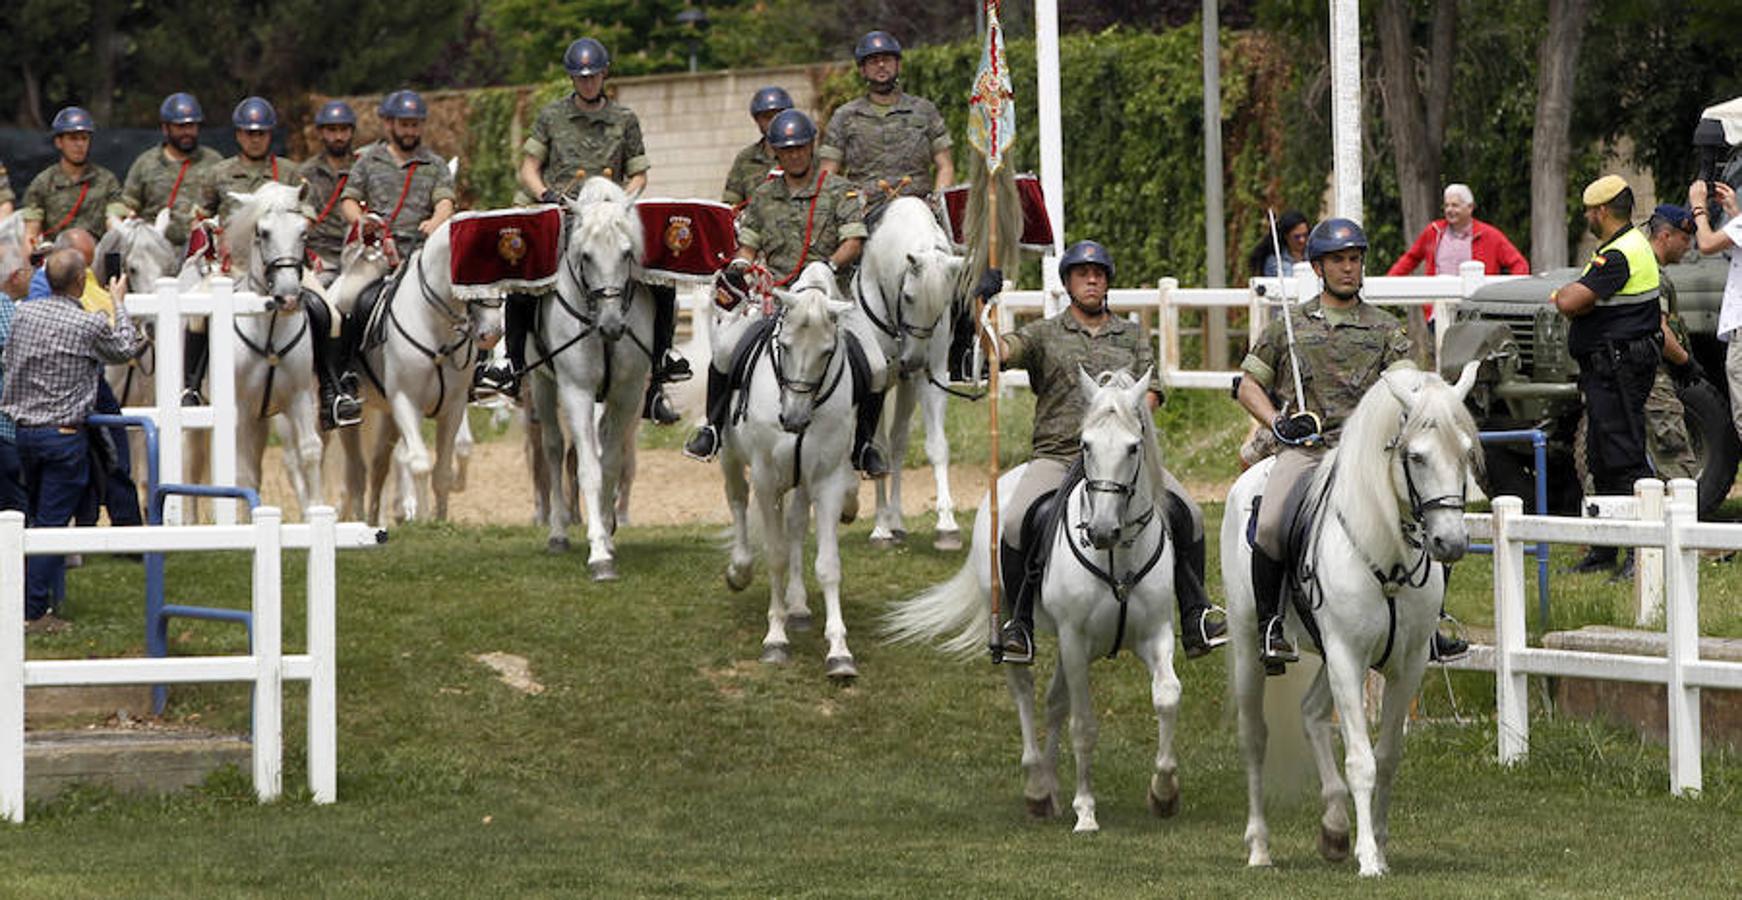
[
  {"left": 1373, "top": 657, "right": 1428, "bottom": 866},
  {"left": 452, "top": 410, "right": 473, "bottom": 493},
  {"left": 811, "top": 479, "right": 854, "bottom": 679},
  {"left": 870, "top": 380, "right": 917, "bottom": 547},
  {"left": 1135, "top": 626, "right": 1183, "bottom": 818},
  {"left": 1324, "top": 642, "right": 1385, "bottom": 876},
  {"left": 721, "top": 453, "right": 754, "bottom": 590},
  {"left": 534, "top": 379, "right": 570, "bottom": 550},
  {"left": 1056, "top": 629, "right": 1100, "bottom": 833},
  {"left": 1009, "top": 661, "right": 1061, "bottom": 817},
  {"left": 1303, "top": 664, "right": 1352, "bottom": 863}
]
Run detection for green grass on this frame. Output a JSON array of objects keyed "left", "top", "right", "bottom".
[{"left": 11, "top": 511, "right": 1742, "bottom": 896}]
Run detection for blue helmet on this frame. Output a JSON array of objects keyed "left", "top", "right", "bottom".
[
  {"left": 1059, "top": 240, "right": 1115, "bottom": 282},
  {"left": 1305, "top": 218, "right": 1368, "bottom": 262},
  {"left": 51, "top": 107, "right": 95, "bottom": 136},
  {"left": 159, "top": 92, "right": 204, "bottom": 124},
  {"left": 314, "top": 100, "right": 356, "bottom": 127},
  {"left": 750, "top": 86, "right": 794, "bottom": 117},
  {"left": 383, "top": 89, "right": 428, "bottom": 121},
  {"left": 564, "top": 38, "right": 610, "bottom": 76},
  {"left": 854, "top": 30, "right": 902, "bottom": 63},
  {"left": 232, "top": 96, "right": 277, "bottom": 131},
  {"left": 766, "top": 110, "right": 817, "bottom": 149}
]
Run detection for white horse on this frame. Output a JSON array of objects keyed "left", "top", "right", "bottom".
[
  {"left": 1222, "top": 363, "right": 1480, "bottom": 877},
  {"left": 342, "top": 220, "right": 504, "bottom": 528},
  {"left": 856, "top": 196, "right": 967, "bottom": 550},
  {"left": 885, "top": 368, "right": 1182, "bottom": 833},
  {"left": 722, "top": 263, "right": 861, "bottom": 679},
  {"left": 536, "top": 177, "right": 651, "bottom": 579}
]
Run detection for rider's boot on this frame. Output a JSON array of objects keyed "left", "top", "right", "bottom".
[
  {"left": 641, "top": 286, "right": 686, "bottom": 425},
  {"left": 947, "top": 299, "right": 976, "bottom": 382},
  {"left": 309, "top": 309, "right": 363, "bottom": 430},
  {"left": 997, "top": 540, "right": 1034, "bottom": 665},
  {"left": 852, "top": 388, "right": 890, "bottom": 478},
  {"left": 1166, "top": 493, "right": 1227, "bottom": 659},
  {"left": 181, "top": 328, "right": 209, "bottom": 406},
  {"left": 683, "top": 367, "right": 730, "bottom": 462},
  {"left": 1567, "top": 544, "right": 1618, "bottom": 575},
  {"left": 1252, "top": 547, "right": 1298, "bottom": 675},
  {"left": 475, "top": 293, "right": 529, "bottom": 400},
  {"left": 1608, "top": 548, "right": 1637, "bottom": 584}
]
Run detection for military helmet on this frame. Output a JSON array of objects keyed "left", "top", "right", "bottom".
[
  {"left": 314, "top": 100, "right": 357, "bottom": 127},
  {"left": 766, "top": 110, "right": 817, "bottom": 149},
  {"left": 384, "top": 90, "right": 428, "bottom": 121},
  {"left": 159, "top": 92, "right": 204, "bottom": 125},
  {"left": 855, "top": 31, "right": 902, "bottom": 63},
  {"left": 51, "top": 107, "right": 96, "bottom": 136},
  {"left": 750, "top": 86, "right": 794, "bottom": 117},
  {"left": 1058, "top": 240, "right": 1115, "bottom": 282},
  {"left": 564, "top": 38, "right": 610, "bottom": 76},
  {"left": 1305, "top": 218, "right": 1368, "bottom": 262},
  {"left": 232, "top": 97, "right": 277, "bottom": 132}
]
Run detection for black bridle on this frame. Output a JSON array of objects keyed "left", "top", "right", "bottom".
[
  {"left": 1067, "top": 438, "right": 1165, "bottom": 659},
  {"left": 384, "top": 248, "right": 501, "bottom": 418},
  {"left": 853, "top": 266, "right": 982, "bottom": 400}
]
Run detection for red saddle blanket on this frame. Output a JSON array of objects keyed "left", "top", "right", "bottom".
[
  {"left": 636, "top": 199, "right": 738, "bottom": 282},
  {"left": 449, "top": 207, "right": 563, "bottom": 299},
  {"left": 938, "top": 174, "right": 1055, "bottom": 253}
]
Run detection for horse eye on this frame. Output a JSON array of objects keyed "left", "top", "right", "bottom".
[
  {"left": 1407, "top": 451, "right": 1425, "bottom": 465},
  {"left": 1127, "top": 444, "right": 1138, "bottom": 456}
]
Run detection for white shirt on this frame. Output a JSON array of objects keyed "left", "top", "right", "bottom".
[{"left": 1718, "top": 216, "right": 1742, "bottom": 340}]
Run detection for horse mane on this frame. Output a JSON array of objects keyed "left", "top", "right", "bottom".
[
  {"left": 864, "top": 197, "right": 957, "bottom": 321},
  {"left": 791, "top": 260, "right": 838, "bottom": 298},
  {"left": 1082, "top": 369, "right": 1168, "bottom": 506},
  {"left": 1320, "top": 364, "right": 1483, "bottom": 558},
  {"left": 224, "top": 182, "right": 304, "bottom": 266},
  {"left": 573, "top": 177, "right": 645, "bottom": 263}
]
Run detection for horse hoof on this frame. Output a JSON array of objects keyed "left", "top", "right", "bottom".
[
  {"left": 1146, "top": 774, "right": 1180, "bottom": 819},
  {"left": 932, "top": 529, "right": 963, "bottom": 551},
  {"left": 1319, "top": 826, "right": 1351, "bottom": 862},
  {"left": 546, "top": 536, "right": 570, "bottom": 555},
  {"left": 890, "top": 529, "right": 908, "bottom": 545},
  {"left": 868, "top": 534, "right": 898, "bottom": 550},
  {"left": 824, "top": 656, "right": 858, "bottom": 680},
  {"left": 725, "top": 563, "right": 753, "bottom": 592},
  {"left": 787, "top": 612, "right": 814, "bottom": 632},
  {"left": 760, "top": 643, "right": 790, "bottom": 665},
  {"left": 1072, "top": 816, "right": 1099, "bottom": 835},
  {"left": 1024, "top": 794, "right": 1058, "bottom": 819},
  {"left": 589, "top": 559, "right": 618, "bottom": 582}
]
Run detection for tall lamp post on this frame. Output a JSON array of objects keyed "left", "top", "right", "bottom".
[{"left": 677, "top": 6, "right": 709, "bottom": 73}]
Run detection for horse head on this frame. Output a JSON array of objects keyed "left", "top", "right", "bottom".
[
  {"left": 891, "top": 247, "right": 964, "bottom": 375},
  {"left": 564, "top": 177, "right": 644, "bottom": 343},
  {"left": 228, "top": 183, "right": 309, "bottom": 309},
  {"left": 97, "top": 218, "right": 179, "bottom": 291},
  {"left": 1076, "top": 366, "right": 1156, "bottom": 550},
  {"left": 1377, "top": 364, "right": 1483, "bottom": 563},
  {"left": 773, "top": 273, "right": 850, "bottom": 433}
]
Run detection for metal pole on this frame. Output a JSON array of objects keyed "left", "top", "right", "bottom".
[
  {"left": 1329, "top": 0, "right": 1363, "bottom": 222},
  {"left": 1034, "top": 0, "right": 1066, "bottom": 296},
  {"left": 1202, "top": 0, "right": 1228, "bottom": 366}
]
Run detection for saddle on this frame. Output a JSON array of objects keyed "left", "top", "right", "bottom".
[
  {"left": 355, "top": 262, "right": 409, "bottom": 355},
  {"left": 1008, "top": 459, "right": 1087, "bottom": 614},
  {"left": 724, "top": 316, "right": 873, "bottom": 426},
  {"left": 1246, "top": 467, "right": 1330, "bottom": 657}
]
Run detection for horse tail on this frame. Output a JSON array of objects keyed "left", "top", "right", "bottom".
[{"left": 881, "top": 554, "right": 987, "bottom": 659}]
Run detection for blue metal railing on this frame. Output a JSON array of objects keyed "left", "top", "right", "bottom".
[
  {"left": 1473, "top": 429, "right": 1552, "bottom": 630},
  {"left": 143, "top": 483, "right": 262, "bottom": 714}
]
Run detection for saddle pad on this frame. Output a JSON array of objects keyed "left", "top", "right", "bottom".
[
  {"left": 1018, "top": 457, "right": 1086, "bottom": 588},
  {"left": 637, "top": 199, "right": 738, "bottom": 283},
  {"left": 938, "top": 174, "right": 1055, "bottom": 252},
  {"left": 448, "top": 207, "right": 563, "bottom": 300}
]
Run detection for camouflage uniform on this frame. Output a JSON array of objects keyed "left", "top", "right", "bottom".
[
  {"left": 819, "top": 94, "right": 951, "bottom": 219},
  {"left": 737, "top": 172, "right": 867, "bottom": 284},
  {"left": 1240, "top": 298, "right": 1415, "bottom": 557},
  {"left": 1645, "top": 273, "right": 1698, "bottom": 479},
  {"left": 299, "top": 154, "right": 353, "bottom": 270},
  {"left": 112, "top": 145, "right": 223, "bottom": 247},
  {"left": 340, "top": 142, "right": 455, "bottom": 254},
  {"left": 196, "top": 155, "right": 299, "bottom": 223},
  {"left": 517, "top": 96, "right": 648, "bottom": 202},
  {"left": 721, "top": 140, "right": 778, "bottom": 206},
  {"left": 21, "top": 163, "right": 122, "bottom": 239}
]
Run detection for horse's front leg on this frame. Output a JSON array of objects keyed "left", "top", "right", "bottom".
[
  {"left": 782, "top": 487, "right": 813, "bottom": 632},
  {"left": 286, "top": 391, "right": 325, "bottom": 512},
  {"left": 1056, "top": 627, "right": 1100, "bottom": 833},
  {"left": 1134, "top": 610, "right": 1183, "bottom": 819},
  {"left": 452, "top": 406, "right": 473, "bottom": 493},
  {"left": 338, "top": 424, "right": 366, "bottom": 521},
  {"left": 870, "top": 377, "right": 917, "bottom": 547},
  {"left": 596, "top": 372, "right": 642, "bottom": 538},
  {"left": 721, "top": 450, "right": 754, "bottom": 591},
  {"left": 533, "top": 378, "right": 570, "bottom": 550},
  {"left": 919, "top": 378, "right": 960, "bottom": 549},
  {"left": 558, "top": 385, "right": 613, "bottom": 580},
  {"left": 755, "top": 470, "right": 791, "bottom": 664},
  {"left": 811, "top": 473, "right": 855, "bottom": 680},
  {"left": 429, "top": 400, "right": 465, "bottom": 521},
  {"left": 1324, "top": 640, "right": 1384, "bottom": 876},
  {"left": 1302, "top": 661, "right": 1352, "bottom": 863},
  {"left": 365, "top": 415, "right": 400, "bottom": 529}
]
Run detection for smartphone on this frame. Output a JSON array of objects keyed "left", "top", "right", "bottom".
[{"left": 104, "top": 250, "right": 123, "bottom": 281}]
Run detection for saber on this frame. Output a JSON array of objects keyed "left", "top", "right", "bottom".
[{"left": 1267, "top": 208, "right": 1309, "bottom": 413}]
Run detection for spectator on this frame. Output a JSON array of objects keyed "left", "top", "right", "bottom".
[
  {"left": 1247, "top": 210, "right": 1309, "bottom": 280},
  {"left": 0, "top": 249, "right": 139, "bottom": 633},
  {"left": 1388, "top": 184, "right": 1530, "bottom": 278},
  {"left": 0, "top": 219, "right": 27, "bottom": 512},
  {"left": 1690, "top": 179, "right": 1742, "bottom": 448}
]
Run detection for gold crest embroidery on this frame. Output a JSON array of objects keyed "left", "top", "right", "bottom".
[
  {"left": 664, "top": 215, "right": 695, "bottom": 255},
  {"left": 497, "top": 227, "right": 528, "bottom": 265}
]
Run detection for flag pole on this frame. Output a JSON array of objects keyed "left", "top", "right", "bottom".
[{"left": 980, "top": 194, "right": 1004, "bottom": 660}]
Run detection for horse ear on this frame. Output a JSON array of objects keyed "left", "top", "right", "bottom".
[
  {"left": 825, "top": 299, "right": 854, "bottom": 320},
  {"left": 906, "top": 251, "right": 922, "bottom": 274},
  {"left": 1126, "top": 367, "right": 1153, "bottom": 410},
  {"left": 773, "top": 288, "right": 798, "bottom": 309},
  {"left": 1384, "top": 369, "right": 1419, "bottom": 411},
  {"left": 1452, "top": 359, "right": 1480, "bottom": 401},
  {"left": 1076, "top": 365, "right": 1099, "bottom": 402}
]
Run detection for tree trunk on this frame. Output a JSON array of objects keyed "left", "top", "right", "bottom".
[
  {"left": 1530, "top": 0, "right": 1591, "bottom": 270},
  {"left": 88, "top": 0, "right": 119, "bottom": 123},
  {"left": 17, "top": 63, "right": 46, "bottom": 130}
]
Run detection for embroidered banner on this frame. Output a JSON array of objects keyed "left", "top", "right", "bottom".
[
  {"left": 448, "top": 207, "right": 563, "bottom": 300},
  {"left": 636, "top": 199, "right": 739, "bottom": 284},
  {"left": 939, "top": 174, "right": 1055, "bottom": 252}
]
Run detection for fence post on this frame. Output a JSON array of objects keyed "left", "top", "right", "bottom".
[
  {"left": 251, "top": 506, "right": 284, "bottom": 802},
  {"left": 209, "top": 277, "right": 240, "bottom": 526},
  {"left": 1635, "top": 478, "right": 1665, "bottom": 626},
  {"left": 1159, "top": 277, "right": 1181, "bottom": 382},
  {"left": 1492, "top": 496, "right": 1530, "bottom": 765},
  {"left": 0, "top": 512, "right": 25, "bottom": 823},
  {"left": 1663, "top": 497, "right": 1703, "bottom": 796},
  {"left": 154, "top": 277, "right": 185, "bottom": 525},
  {"left": 306, "top": 506, "right": 338, "bottom": 804}
]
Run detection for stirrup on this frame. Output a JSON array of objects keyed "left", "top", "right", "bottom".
[
  {"left": 1430, "top": 613, "right": 1470, "bottom": 663},
  {"left": 180, "top": 387, "right": 206, "bottom": 407},
  {"left": 998, "top": 621, "right": 1034, "bottom": 666},
  {"left": 328, "top": 394, "right": 363, "bottom": 429},
  {"left": 682, "top": 425, "right": 721, "bottom": 462},
  {"left": 472, "top": 362, "right": 518, "bottom": 401},
  {"left": 854, "top": 443, "right": 890, "bottom": 479},
  {"left": 1260, "top": 617, "right": 1298, "bottom": 673},
  {"left": 1182, "top": 605, "right": 1229, "bottom": 659},
  {"left": 660, "top": 351, "right": 693, "bottom": 383}
]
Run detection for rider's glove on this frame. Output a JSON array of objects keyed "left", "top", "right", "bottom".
[
  {"left": 974, "top": 267, "right": 1004, "bottom": 303},
  {"left": 1272, "top": 411, "right": 1324, "bottom": 447},
  {"left": 539, "top": 188, "right": 561, "bottom": 205}
]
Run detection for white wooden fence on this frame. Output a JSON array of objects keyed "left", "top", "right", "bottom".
[
  {"left": 1462, "top": 479, "right": 1742, "bottom": 796},
  {"left": 0, "top": 506, "right": 383, "bottom": 822}
]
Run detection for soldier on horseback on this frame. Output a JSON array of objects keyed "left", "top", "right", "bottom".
[
  {"left": 819, "top": 31, "right": 955, "bottom": 226},
  {"left": 722, "top": 87, "right": 793, "bottom": 207},
  {"left": 301, "top": 100, "right": 358, "bottom": 277},
  {"left": 112, "top": 92, "right": 222, "bottom": 251},
  {"left": 682, "top": 109, "right": 891, "bottom": 478},
  {"left": 989, "top": 241, "right": 1229, "bottom": 665},
  {"left": 21, "top": 107, "right": 121, "bottom": 246},
  {"left": 339, "top": 89, "right": 454, "bottom": 256},
  {"left": 476, "top": 37, "right": 691, "bottom": 428}
]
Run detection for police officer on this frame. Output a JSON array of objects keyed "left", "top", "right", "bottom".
[
  {"left": 477, "top": 37, "right": 689, "bottom": 427},
  {"left": 1553, "top": 175, "right": 1663, "bottom": 576},
  {"left": 819, "top": 31, "right": 954, "bottom": 225},
  {"left": 339, "top": 89, "right": 454, "bottom": 255},
  {"left": 722, "top": 87, "right": 793, "bottom": 207},
  {"left": 196, "top": 97, "right": 299, "bottom": 223},
  {"left": 987, "top": 241, "right": 1227, "bottom": 664},
  {"left": 301, "top": 100, "right": 358, "bottom": 277},
  {"left": 21, "top": 107, "right": 121, "bottom": 246},
  {"left": 1236, "top": 219, "right": 1422, "bottom": 672},
  {"left": 1642, "top": 204, "right": 1699, "bottom": 486},
  {"left": 111, "top": 93, "right": 223, "bottom": 250},
  {"left": 682, "top": 109, "right": 889, "bottom": 477}
]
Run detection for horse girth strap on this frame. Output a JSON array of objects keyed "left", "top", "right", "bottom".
[
  {"left": 1063, "top": 492, "right": 1167, "bottom": 660},
  {"left": 232, "top": 310, "right": 308, "bottom": 420}
]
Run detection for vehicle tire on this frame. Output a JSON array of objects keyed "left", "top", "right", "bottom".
[{"left": 1571, "top": 380, "right": 1739, "bottom": 519}]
